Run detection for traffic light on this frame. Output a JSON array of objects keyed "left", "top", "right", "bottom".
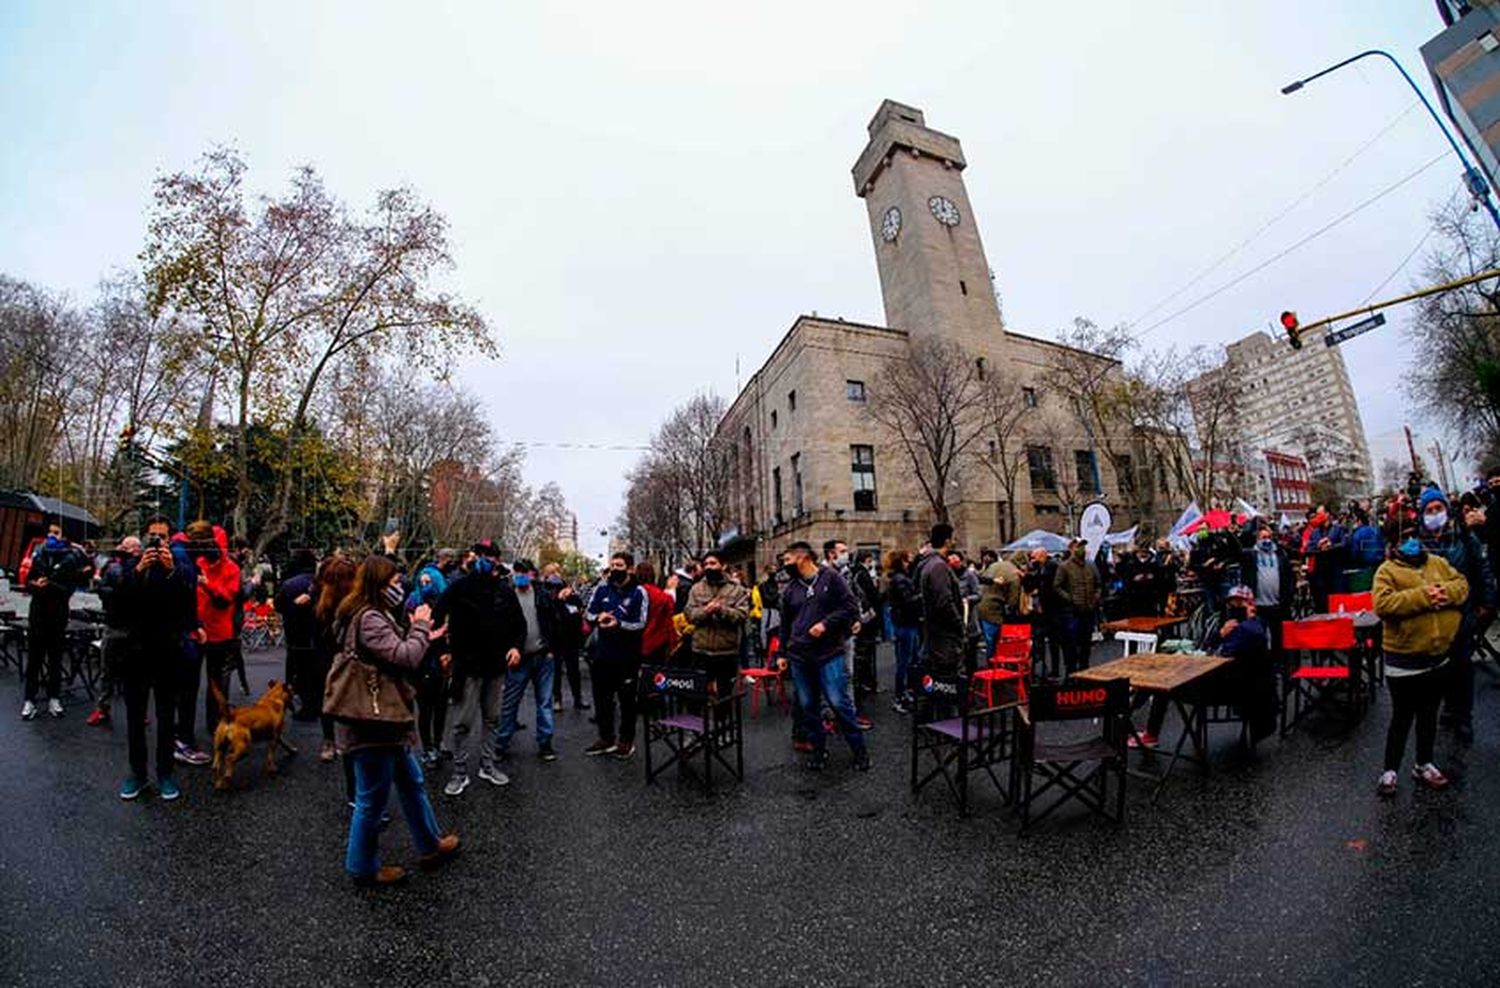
[{"left": 1280, "top": 310, "right": 1302, "bottom": 350}]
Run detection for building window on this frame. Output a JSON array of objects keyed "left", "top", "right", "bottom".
[
  {"left": 846, "top": 379, "right": 866, "bottom": 402},
  {"left": 1116, "top": 453, "right": 1135, "bottom": 493},
  {"left": 1026, "top": 445, "right": 1056, "bottom": 492},
  {"left": 770, "top": 409, "right": 778, "bottom": 430},
  {"left": 788, "top": 390, "right": 797, "bottom": 413},
  {"left": 975, "top": 356, "right": 986, "bottom": 380},
  {"left": 772, "top": 467, "right": 784, "bottom": 526},
  {"left": 791, "top": 453, "right": 804, "bottom": 517},
  {"left": 960, "top": 279, "right": 968, "bottom": 296},
  {"left": 1022, "top": 387, "right": 1038, "bottom": 408},
  {"left": 1075, "top": 450, "right": 1099, "bottom": 494},
  {"left": 851, "top": 444, "right": 877, "bottom": 511}
]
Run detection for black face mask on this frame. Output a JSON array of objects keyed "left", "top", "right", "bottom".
[
  {"left": 608, "top": 569, "right": 628, "bottom": 585},
  {"left": 704, "top": 569, "right": 726, "bottom": 586},
  {"left": 1227, "top": 606, "right": 1249, "bottom": 621},
  {"left": 781, "top": 562, "right": 801, "bottom": 580}
]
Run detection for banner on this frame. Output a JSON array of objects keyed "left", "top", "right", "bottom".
[{"left": 1079, "top": 502, "right": 1112, "bottom": 561}]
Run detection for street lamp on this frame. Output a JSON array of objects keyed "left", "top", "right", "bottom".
[{"left": 1282, "top": 48, "right": 1500, "bottom": 230}]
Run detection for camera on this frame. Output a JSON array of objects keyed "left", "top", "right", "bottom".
[{"left": 145, "top": 534, "right": 163, "bottom": 550}]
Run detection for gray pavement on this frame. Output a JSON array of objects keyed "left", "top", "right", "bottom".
[{"left": 2, "top": 641, "right": 1499, "bottom": 987}]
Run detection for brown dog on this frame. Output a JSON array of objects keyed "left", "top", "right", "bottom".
[{"left": 209, "top": 679, "right": 297, "bottom": 790}]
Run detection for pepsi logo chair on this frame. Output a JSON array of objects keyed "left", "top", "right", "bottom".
[
  {"left": 640, "top": 665, "right": 744, "bottom": 788},
  {"left": 908, "top": 671, "right": 1017, "bottom": 817},
  {"left": 1015, "top": 678, "right": 1130, "bottom": 834}
]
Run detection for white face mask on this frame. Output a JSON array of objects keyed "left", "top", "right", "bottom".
[{"left": 1424, "top": 510, "right": 1447, "bottom": 532}]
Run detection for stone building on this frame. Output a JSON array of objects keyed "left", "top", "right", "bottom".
[{"left": 717, "top": 101, "right": 1181, "bottom": 568}]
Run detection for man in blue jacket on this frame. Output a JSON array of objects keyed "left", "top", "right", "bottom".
[
  {"left": 584, "top": 552, "right": 649, "bottom": 759},
  {"left": 779, "top": 541, "right": 869, "bottom": 772}
]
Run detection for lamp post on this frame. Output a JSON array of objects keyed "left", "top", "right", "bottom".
[{"left": 1282, "top": 48, "right": 1500, "bottom": 231}]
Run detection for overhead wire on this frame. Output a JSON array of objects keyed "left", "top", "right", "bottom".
[
  {"left": 1126, "top": 103, "right": 1419, "bottom": 328},
  {"left": 1134, "top": 149, "right": 1450, "bottom": 339}
]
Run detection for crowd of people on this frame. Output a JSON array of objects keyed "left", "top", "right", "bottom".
[{"left": 10, "top": 464, "right": 1500, "bottom": 883}]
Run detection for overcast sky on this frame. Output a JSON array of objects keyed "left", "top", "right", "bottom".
[{"left": 0, "top": 1, "right": 1476, "bottom": 556}]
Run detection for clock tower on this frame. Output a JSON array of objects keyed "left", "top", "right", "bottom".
[{"left": 852, "top": 100, "right": 1004, "bottom": 351}]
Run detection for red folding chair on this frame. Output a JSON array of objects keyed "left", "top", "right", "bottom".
[
  {"left": 1281, "top": 616, "right": 1363, "bottom": 734},
  {"left": 974, "top": 638, "right": 1029, "bottom": 706},
  {"left": 1326, "top": 592, "right": 1373, "bottom": 614},
  {"left": 741, "top": 635, "right": 788, "bottom": 718}
]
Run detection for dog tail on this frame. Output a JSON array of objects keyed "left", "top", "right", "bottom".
[{"left": 209, "top": 677, "right": 234, "bottom": 724}]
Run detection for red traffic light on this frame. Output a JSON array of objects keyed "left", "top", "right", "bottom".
[{"left": 1280, "top": 310, "right": 1302, "bottom": 349}]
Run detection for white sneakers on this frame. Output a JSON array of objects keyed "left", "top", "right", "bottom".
[
  {"left": 1376, "top": 770, "right": 1398, "bottom": 797},
  {"left": 1379, "top": 764, "right": 1451, "bottom": 796},
  {"left": 444, "top": 774, "right": 470, "bottom": 797},
  {"left": 477, "top": 765, "right": 511, "bottom": 787},
  {"left": 47, "top": 698, "right": 62, "bottom": 718},
  {"left": 20, "top": 700, "right": 37, "bottom": 720}
]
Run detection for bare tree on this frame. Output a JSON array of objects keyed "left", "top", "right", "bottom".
[
  {"left": 972, "top": 375, "right": 1033, "bottom": 543},
  {"left": 866, "top": 336, "right": 988, "bottom": 524},
  {"left": 1048, "top": 318, "right": 1148, "bottom": 521},
  {"left": 143, "top": 147, "right": 495, "bottom": 551},
  {"left": 0, "top": 277, "right": 83, "bottom": 491}
]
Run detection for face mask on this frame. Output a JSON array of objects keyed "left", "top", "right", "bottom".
[
  {"left": 609, "top": 569, "right": 628, "bottom": 584},
  {"left": 1072, "top": 547, "right": 1086, "bottom": 560},
  {"left": 1258, "top": 539, "right": 1274, "bottom": 552},
  {"left": 1398, "top": 537, "right": 1423, "bottom": 558},
  {"left": 473, "top": 557, "right": 495, "bottom": 577},
  {"left": 704, "top": 569, "right": 725, "bottom": 586},
  {"left": 544, "top": 576, "right": 563, "bottom": 589},
  {"left": 513, "top": 574, "right": 532, "bottom": 589},
  {"left": 835, "top": 552, "right": 849, "bottom": 567},
  {"left": 383, "top": 584, "right": 405, "bottom": 609},
  {"left": 1227, "top": 605, "right": 1248, "bottom": 619},
  {"left": 781, "top": 561, "right": 802, "bottom": 580},
  {"left": 1423, "top": 510, "right": 1447, "bottom": 532}
]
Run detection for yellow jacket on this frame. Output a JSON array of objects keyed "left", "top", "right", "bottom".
[
  {"left": 750, "top": 585, "right": 764, "bottom": 621},
  {"left": 1372, "top": 553, "right": 1468, "bottom": 657}
]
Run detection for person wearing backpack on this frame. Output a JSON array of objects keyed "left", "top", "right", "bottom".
[{"left": 325, "top": 554, "right": 459, "bottom": 888}]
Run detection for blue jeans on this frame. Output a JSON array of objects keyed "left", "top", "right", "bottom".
[
  {"left": 789, "top": 657, "right": 866, "bottom": 754},
  {"left": 893, "top": 624, "right": 921, "bottom": 695},
  {"left": 493, "top": 652, "right": 556, "bottom": 752},
  {"left": 346, "top": 748, "right": 441, "bottom": 877},
  {"left": 979, "top": 619, "right": 1001, "bottom": 661}
]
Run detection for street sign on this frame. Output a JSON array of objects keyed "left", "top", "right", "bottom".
[{"left": 1324, "top": 312, "right": 1385, "bottom": 346}]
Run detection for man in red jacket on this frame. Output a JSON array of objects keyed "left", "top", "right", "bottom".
[{"left": 176, "top": 521, "right": 241, "bottom": 765}]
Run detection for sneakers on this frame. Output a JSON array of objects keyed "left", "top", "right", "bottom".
[
  {"left": 891, "top": 697, "right": 911, "bottom": 716},
  {"left": 1376, "top": 770, "right": 1398, "bottom": 798},
  {"left": 20, "top": 700, "right": 37, "bottom": 720},
  {"left": 352, "top": 865, "right": 408, "bottom": 888},
  {"left": 584, "top": 739, "right": 616, "bottom": 757},
  {"left": 158, "top": 777, "right": 181, "bottom": 801},
  {"left": 792, "top": 739, "right": 814, "bottom": 754},
  {"left": 1127, "top": 732, "right": 1159, "bottom": 750},
  {"left": 538, "top": 744, "right": 558, "bottom": 763},
  {"left": 418, "top": 834, "right": 461, "bottom": 870},
  {"left": 119, "top": 776, "right": 145, "bottom": 800},
  {"left": 86, "top": 707, "right": 110, "bottom": 727},
  {"left": 47, "top": 698, "right": 63, "bottom": 718},
  {"left": 443, "top": 773, "right": 471, "bottom": 797},
  {"left": 319, "top": 740, "right": 337, "bottom": 763},
  {"left": 551, "top": 699, "right": 564, "bottom": 712},
  {"left": 173, "top": 742, "right": 210, "bottom": 766},
  {"left": 855, "top": 714, "right": 874, "bottom": 731},
  {"left": 611, "top": 742, "right": 637, "bottom": 760},
  {"left": 852, "top": 749, "right": 872, "bottom": 772},
  {"left": 421, "top": 750, "right": 440, "bottom": 769},
  {"left": 1412, "top": 763, "right": 1450, "bottom": 790},
  {"left": 477, "top": 765, "right": 511, "bottom": 787}
]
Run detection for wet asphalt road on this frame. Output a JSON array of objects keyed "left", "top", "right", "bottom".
[{"left": 2, "top": 641, "right": 1499, "bottom": 988}]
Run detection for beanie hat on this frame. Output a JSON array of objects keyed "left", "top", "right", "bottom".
[{"left": 1418, "top": 486, "right": 1448, "bottom": 514}]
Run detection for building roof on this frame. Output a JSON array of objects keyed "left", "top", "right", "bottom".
[{"left": 0, "top": 490, "right": 102, "bottom": 528}]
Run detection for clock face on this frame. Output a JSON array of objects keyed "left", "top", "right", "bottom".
[
  {"left": 880, "top": 206, "right": 902, "bottom": 242},
  {"left": 928, "top": 195, "right": 961, "bottom": 227}
]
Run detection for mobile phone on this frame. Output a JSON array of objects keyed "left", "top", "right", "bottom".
[{"left": 383, "top": 517, "right": 401, "bottom": 536}]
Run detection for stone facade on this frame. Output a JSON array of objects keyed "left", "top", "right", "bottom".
[{"left": 717, "top": 101, "right": 1186, "bottom": 570}]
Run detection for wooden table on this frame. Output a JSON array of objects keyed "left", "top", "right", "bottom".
[
  {"left": 1074, "top": 653, "right": 1232, "bottom": 802},
  {"left": 1099, "top": 615, "right": 1187, "bottom": 637}
]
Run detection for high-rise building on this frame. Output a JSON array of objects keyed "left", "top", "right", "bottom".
[
  {"left": 1195, "top": 329, "right": 1374, "bottom": 496},
  {"left": 1423, "top": 0, "right": 1500, "bottom": 195}
]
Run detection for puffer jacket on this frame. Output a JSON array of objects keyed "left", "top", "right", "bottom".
[
  {"left": 684, "top": 577, "right": 750, "bottom": 655},
  {"left": 1373, "top": 552, "right": 1469, "bottom": 666}
]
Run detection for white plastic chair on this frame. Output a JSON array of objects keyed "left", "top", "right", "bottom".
[{"left": 1116, "top": 632, "right": 1158, "bottom": 657}]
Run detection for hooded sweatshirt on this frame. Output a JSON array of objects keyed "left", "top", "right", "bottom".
[{"left": 192, "top": 526, "right": 242, "bottom": 644}]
